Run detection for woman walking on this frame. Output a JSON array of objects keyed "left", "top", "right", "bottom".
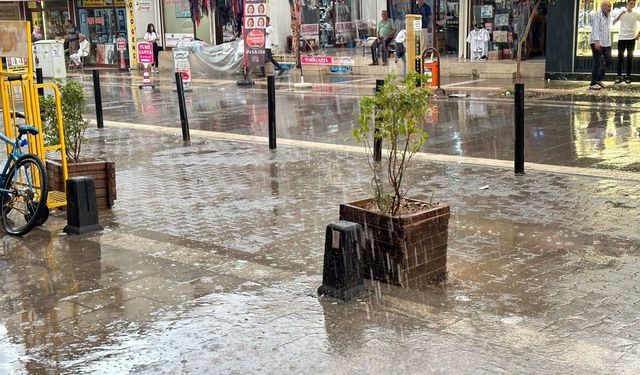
[{"left": 144, "top": 23, "right": 160, "bottom": 73}]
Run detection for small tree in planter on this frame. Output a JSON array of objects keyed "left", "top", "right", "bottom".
[
  {"left": 40, "top": 80, "right": 116, "bottom": 209},
  {"left": 341, "top": 72, "right": 451, "bottom": 290}
]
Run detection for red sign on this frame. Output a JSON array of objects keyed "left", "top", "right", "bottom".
[
  {"left": 136, "top": 42, "right": 154, "bottom": 64},
  {"left": 301, "top": 55, "right": 332, "bottom": 65},
  {"left": 246, "top": 29, "right": 265, "bottom": 48}
]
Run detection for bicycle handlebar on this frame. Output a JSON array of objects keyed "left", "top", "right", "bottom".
[{"left": 5, "top": 75, "right": 23, "bottom": 82}]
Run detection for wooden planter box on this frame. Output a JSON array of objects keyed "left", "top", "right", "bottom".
[
  {"left": 46, "top": 159, "right": 116, "bottom": 209},
  {"left": 340, "top": 198, "right": 451, "bottom": 290}
]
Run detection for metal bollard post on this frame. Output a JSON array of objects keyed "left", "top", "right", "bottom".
[
  {"left": 35, "top": 68, "right": 44, "bottom": 96},
  {"left": 267, "top": 65, "right": 276, "bottom": 149},
  {"left": 514, "top": 83, "right": 525, "bottom": 174},
  {"left": 374, "top": 79, "right": 384, "bottom": 162},
  {"left": 92, "top": 70, "right": 104, "bottom": 129},
  {"left": 175, "top": 72, "right": 190, "bottom": 142}
]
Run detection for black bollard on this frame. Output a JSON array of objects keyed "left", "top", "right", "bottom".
[
  {"left": 92, "top": 70, "right": 104, "bottom": 129},
  {"left": 374, "top": 79, "right": 384, "bottom": 162},
  {"left": 35, "top": 67, "right": 44, "bottom": 96},
  {"left": 267, "top": 73, "right": 276, "bottom": 149},
  {"left": 317, "top": 221, "right": 364, "bottom": 301},
  {"left": 514, "top": 83, "right": 525, "bottom": 174},
  {"left": 64, "top": 177, "right": 103, "bottom": 235},
  {"left": 175, "top": 72, "right": 190, "bottom": 142}
]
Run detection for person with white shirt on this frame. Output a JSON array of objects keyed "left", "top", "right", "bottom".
[
  {"left": 589, "top": 0, "right": 612, "bottom": 90},
  {"left": 612, "top": 1, "right": 640, "bottom": 84},
  {"left": 144, "top": 23, "right": 160, "bottom": 73},
  {"left": 70, "top": 34, "right": 90, "bottom": 68},
  {"left": 265, "top": 17, "right": 284, "bottom": 76}
]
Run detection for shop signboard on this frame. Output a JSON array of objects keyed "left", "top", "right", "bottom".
[
  {"left": 173, "top": 49, "right": 191, "bottom": 84},
  {"left": 135, "top": 0, "right": 152, "bottom": 12},
  {"left": 136, "top": 41, "right": 153, "bottom": 64},
  {"left": 243, "top": 0, "right": 267, "bottom": 67},
  {"left": 165, "top": 33, "right": 194, "bottom": 48},
  {"left": 300, "top": 55, "right": 353, "bottom": 66}
]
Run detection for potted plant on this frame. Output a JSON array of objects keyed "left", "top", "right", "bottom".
[
  {"left": 40, "top": 79, "right": 116, "bottom": 209},
  {"left": 340, "top": 72, "right": 451, "bottom": 290}
]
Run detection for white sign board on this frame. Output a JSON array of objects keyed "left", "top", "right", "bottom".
[{"left": 173, "top": 49, "right": 191, "bottom": 84}]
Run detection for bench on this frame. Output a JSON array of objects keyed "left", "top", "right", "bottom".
[{"left": 361, "top": 37, "right": 396, "bottom": 57}]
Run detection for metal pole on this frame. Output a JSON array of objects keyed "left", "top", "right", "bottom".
[
  {"left": 35, "top": 67, "right": 44, "bottom": 96},
  {"left": 374, "top": 79, "right": 384, "bottom": 162},
  {"left": 175, "top": 72, "right": 190, "bottom": 142},
  {"left": 514, "top": 83, "right": 525, "bottom": 174},
  {"left": 267, "top": 71, "right": 276, "bottom": 149},
  {"left": 92, "top": 70, "right": 104, "bottom": 129}
]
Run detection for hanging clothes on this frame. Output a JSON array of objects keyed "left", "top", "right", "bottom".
[{"left": 467, "top": 28, "right": 490, "bottom": 59}]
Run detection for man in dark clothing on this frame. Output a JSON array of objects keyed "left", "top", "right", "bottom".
[{"left": 411, "top": 0, "right": 432, "bottom": 51}]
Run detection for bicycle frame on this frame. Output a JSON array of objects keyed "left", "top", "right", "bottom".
[{"left": 0, "top": 131, "right": 26, "bottom": 194}]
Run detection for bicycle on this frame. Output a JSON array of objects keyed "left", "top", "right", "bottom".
[
  {"left": 0, "top": 124, "right": 48, "bottom": 236},
  {"left": 0, "top": 75, "right": 49, "bottom": 236}
]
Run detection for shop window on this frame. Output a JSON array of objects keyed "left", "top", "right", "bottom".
[{"left": 576, "top": 0, "right": 623, "bottom": 57}]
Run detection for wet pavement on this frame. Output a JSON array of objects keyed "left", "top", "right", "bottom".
[
  {"left": 74, "top": 70, "right": 640, "bottom": 172},
  {"left": 1, "top": 71, "right": 640, "bottom": 374}
]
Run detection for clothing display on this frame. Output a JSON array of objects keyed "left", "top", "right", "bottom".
[{"left": 467, "top": 27, "right": 490, "bottom": 59}]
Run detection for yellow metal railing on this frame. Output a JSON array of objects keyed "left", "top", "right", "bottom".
[{"left": 0, "top": 20, "right": 68, "bottom": 209}]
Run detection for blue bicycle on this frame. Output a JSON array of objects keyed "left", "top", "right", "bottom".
[{"left": 0, "top": 124, "right": 48, "bottom": 236}]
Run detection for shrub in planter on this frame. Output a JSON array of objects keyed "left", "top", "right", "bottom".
[
  {"left": 40, "top": 80, "right": 116, "bottom": 208},
  {"left": 342, "top": 73, "right": 451, "bottom": 289}
]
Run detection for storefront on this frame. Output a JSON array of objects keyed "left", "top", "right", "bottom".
[
  {"left": 296, "top": 0, "right": 362, "bottom": 50},
  {"left": 75, "top": 0, "right": 127, "bottom": 65},
  {"left": 162, "top": 0, "right": 214, "bottom": 47},
  {"left": 545, "top": 0, "right": 637, "bottom": 77},
  {"left": 26, "top": 1, "right": 71, "bottom": 40}
]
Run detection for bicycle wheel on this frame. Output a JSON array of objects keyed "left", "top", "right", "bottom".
[{"left": 1, "top": 154, "right": 48, "bottom": 236}]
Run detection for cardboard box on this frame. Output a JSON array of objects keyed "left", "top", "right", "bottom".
[{"left": 488, "top": 50, "right": 502, "bottom": 60}]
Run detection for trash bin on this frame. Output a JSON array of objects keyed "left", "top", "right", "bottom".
[{"left": 423, "top": 54, "right": 439, "bottom": 87}]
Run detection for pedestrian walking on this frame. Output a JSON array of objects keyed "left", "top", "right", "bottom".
[
  {"left": 370, "top": 10, "right": 395, "bottom": 66},
  {"left": 144, "top": 23, "right": 160, "bottom": 73},
  {"left": 612, "top": 0, "right": 640, "bottom": 84},
  {"left": 265, "top": 17, "right": 284, "bottom": 76},
  {"left": 589, "top": 0, "right": 612, "bottom": 90}
]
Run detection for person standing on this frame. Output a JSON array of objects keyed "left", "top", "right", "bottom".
[
  {"left": 370, "top": 10, "right": 395, "bottom": 66},
  {"left": 612, "top": 1, "right": 640, "bottom": 84},
  {"left": 589, "top": 0, "right": 612, "bottom": 90},
  {"left": 65, "top": 19, "right": 79, "bottom": 54},
  {"left": 265, "top": 17, "right": 284, "bottom": 76},
  {"left": 412, "top": 0, "right": 432, "bottom": 52},
  {"left": 395, "top": 28, "right": 407, "bottom": 77},
  {"left": 144, "top": 23, "right": 160, "bottom": 73}
]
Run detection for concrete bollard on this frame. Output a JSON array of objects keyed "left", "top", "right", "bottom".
[
  {"left": 317, "top": 221, "right": 364, "bottom": 300},
  {"left": 64, "top": 177, "right": 103, "bottom": 235}
]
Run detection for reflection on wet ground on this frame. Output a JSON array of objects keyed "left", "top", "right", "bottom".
[
  {"left": 80, "top": 73, "right": 640, "bottom": 172},
  {"left": 1, "top": 122, "right": 639, "bottom": 373}
]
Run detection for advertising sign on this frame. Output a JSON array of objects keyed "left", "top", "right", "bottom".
[
  {"left": 136, "top": 41, "right": 153, "bottom": 64},
  {"left": 116, "top": 37, "right": 127, "bottom": 52},
  {"left": 165, "top": 33, "right": 194, "bottom": 48},
  {"left": 126, "top": 0, "right": 137, "bottom": 65},
  {"left": 243, "top": 0, "right": 267, "bottom": 67},
  {"left": 6, "top": 57, "right": 27, "bottom": 73},
  {"left": 0, "top": 21, "right": 29, "bottom": 58},
  {"left": 300, "top": 55, "right": 354, "bottom": 66},
  {"left": 173, "top": 49, "right": 191, "bottom": 84}
]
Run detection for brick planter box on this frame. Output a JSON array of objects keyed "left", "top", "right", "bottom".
[
  {"left": 340, "top": 198, "right": 451, "bottom": 290},
  {"left": 46, "top": 159, "right": 116, "bottom": 209}
]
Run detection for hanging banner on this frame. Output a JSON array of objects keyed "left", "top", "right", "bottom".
[{"left": 243, "top": 0, "right": 267, "bottom": 67}]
